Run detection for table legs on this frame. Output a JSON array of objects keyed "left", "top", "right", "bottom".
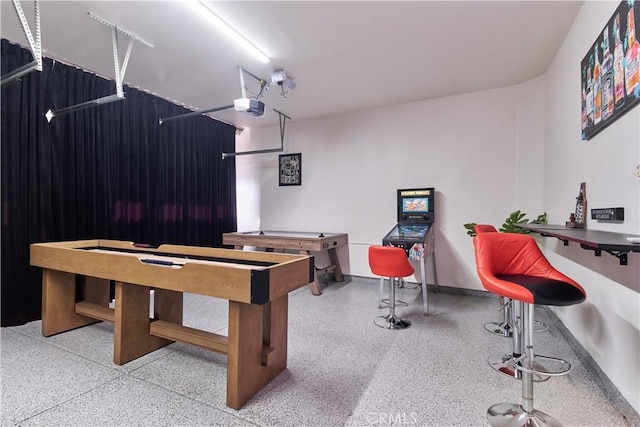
[
  {"left": 233, "top": 244, "right": 344, "bottom": 296},
  {"left": 113, "top": 282, "right": 180, "bottom": 365},
  {"left": 41, "top": 268, "right": 289, "bottom": 409},
  {"left": 302, "top": 249, "right": 322, "bottom": 295},
  {"left": 42, "top": 270, "right": 109, "bottom": 336},
  {"left": 300, "top": 247, "right": 344, "bottom": 296},
  {"left": 227, "top": 295, "right": 288, "bottom": 409},
  {"left": 328, "top": 247, "right": 344, "bottom": 281},
  {"left": 41, "top": 269, "right": 181, "bottom": 364}
]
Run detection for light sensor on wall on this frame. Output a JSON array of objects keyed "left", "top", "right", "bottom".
[{"left": 186, "top": 0, "right": 270, "bottom": 64}]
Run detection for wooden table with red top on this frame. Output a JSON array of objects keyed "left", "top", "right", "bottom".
[{"left": 223, "top": 230, "right": 349, "bottom": 295}]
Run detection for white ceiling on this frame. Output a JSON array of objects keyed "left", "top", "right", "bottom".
[{"left": 1, "top": 1, "right": 583, "bottom": 128}]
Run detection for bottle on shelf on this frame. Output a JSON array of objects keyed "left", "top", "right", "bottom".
[
  {"left": 586, "top": 64, "right": 594, "bottom": 126},
  {"left": 601, "top": 26, "right": 614, "bottom": 120},
  {"left": 613, "top": 13, "right": 626, "bottom": 109},
  {"left": 625, "top": 7, "right": 639, "bottom": 97},
  {"left": 582, "top": 71, "right": 587, "bottom": 131},
  {"left": 593, "top": 44, "right": 602, "bottom": 124},
  {"left": 574, "top": 183, "right": 587, "bottom": 229}
]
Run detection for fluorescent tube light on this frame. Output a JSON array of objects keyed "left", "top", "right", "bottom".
[{"left": 187, "top": 0, "right": 270, "bottom": 64}]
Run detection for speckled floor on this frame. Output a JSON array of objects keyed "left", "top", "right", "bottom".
[{"left": 1, "top": 277, "right": 638, "bottom": 426}]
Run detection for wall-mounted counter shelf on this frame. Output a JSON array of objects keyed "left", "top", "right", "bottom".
[{"left": 517, "top": 224, "right": 640, "bottom": 266}]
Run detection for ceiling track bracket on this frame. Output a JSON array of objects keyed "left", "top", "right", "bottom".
[
  {"left": 158, "top": 65, "right": 264, "bottom": 125},
  {"left": 1, "top": 0, "right": 42, "bottom": 88},
  {"left": 238, "top": 65, "right": 264, "bottom": 97},
  {"left": 222, "top": 109, "right": 291, "bottom": 159},
  {"left": 87, "top": 12, "right": 154, "bottom": 49},
  {"left": 44, "top": 12, "right": 152, "bottom": 122},
  {"left": 159, "top": 104, "right": 235, "bottom": 125}
]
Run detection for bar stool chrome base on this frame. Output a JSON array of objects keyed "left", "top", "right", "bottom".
[
  {"left": 485, "top": 321, "right": 512, "bottom": 337},
  {"left": 487, "top": 354, "right": 550, "bottom": 382},
  {"left": 487, "top": 403, "right": 564, "bottom": 427},
  {"left": 374, "top": 314, "right": 411, "bottom": 330}
]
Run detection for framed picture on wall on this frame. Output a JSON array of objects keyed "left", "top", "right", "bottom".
[
  {"left": 279, "top": 153, "right": 302, "bottom": 186},
  {"left": 581, "top": 0, "right": 640, "bottom": 140}
]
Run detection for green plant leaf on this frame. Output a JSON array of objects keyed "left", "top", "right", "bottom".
[
  {"left": 463, "top": 223, "right": 477, "bottom": 237},
  {"left": 464, "top": 210, "right": 546, "bottom": 236},
  {"left": 531, "top": 212, "right": 548, "bottom": 224}
]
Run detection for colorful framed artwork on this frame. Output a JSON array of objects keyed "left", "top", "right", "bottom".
[
  {"left": 581, "top": 0, "right": 640, "bottom": 140},
  {"left": 279, "top": 153, "right": 302, "bottom": 186}
]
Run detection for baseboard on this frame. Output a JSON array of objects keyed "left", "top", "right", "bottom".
[{"left": 541, "top": 305, "right": 640, "bottom": 424}]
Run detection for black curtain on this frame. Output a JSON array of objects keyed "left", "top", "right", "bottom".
[{"left": 1, "top": 39, "right": 237, "bottom": 326}]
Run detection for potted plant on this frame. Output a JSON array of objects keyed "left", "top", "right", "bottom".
[{"left": 464, "top": 210, "right": 547, "bottom": 237}]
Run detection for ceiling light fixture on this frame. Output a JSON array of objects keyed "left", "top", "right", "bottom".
[{"left": 187, "top": 0, "right": 270, "bottom": 64}]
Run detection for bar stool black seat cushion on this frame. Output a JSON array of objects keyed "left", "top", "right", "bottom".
[
  {"left": 497, "top": 274, "right": 586, "bottom": 306},
  {"left": 473, "top": 232, "right": 586, "bottom": 305}
]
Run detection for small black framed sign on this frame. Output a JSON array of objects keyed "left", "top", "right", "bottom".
[{"left": 279, "top": 153, "right": 302, "bottom": 186}]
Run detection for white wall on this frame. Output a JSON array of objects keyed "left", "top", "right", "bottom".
[
  {"left": 235, "top": 128, "right": 262, "bottom": 232},
  {"left": 235, "top": 0, "right": 639, "bottom": 413},
  {"left": 543, "top": 0, "right": 640, "bottom": 413},
  {"left": 240, "top": 83, "right": 545, "bottom": 289}
]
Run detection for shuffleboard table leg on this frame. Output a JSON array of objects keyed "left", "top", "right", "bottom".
[
  {"left": 82, "top": 277, "right": 111, "bottom": 306},
  {"left": 154, "top": 288, "right": 183, "bottom": 323},
  {"left": 42, "top": 269, "right": 101, "bottom": 336},
  {"left": 300, "top": 250, "right": 322, "bottom": 295},
  {"left": 226, "top": 295, "right": 288, "bottom": 409},
  {"left": 113, "top": 281, "right": 174, "bottom": 365}
]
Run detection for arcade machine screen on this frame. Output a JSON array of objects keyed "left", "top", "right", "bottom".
[
  {"left": 397, "top": 188, "right": 434, "bottom": 224},
  {"left": 403, "top": 198, "right": 428, "bottom": 213}
]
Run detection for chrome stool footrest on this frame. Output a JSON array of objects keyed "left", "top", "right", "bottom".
[
  {"left": 534, "top": 319, "right": 549, "bottom": 333},
  {"left": 379, "top": 298, "right": 408, "bottom": 309},
  {"left": 374, "top": 314, "right": 411, "bottom": 330},
  {"left": 484, "top": 318, "right": 546, "bottom": 337},
  {"left": 487, "top": 354, "right": 550, "bottom": 382},
  {"left": 512, "top": 354, "right": 572, "bottom": 377},
  {"left": 487, "top": 403, "right": 564, "bottom": 427}
]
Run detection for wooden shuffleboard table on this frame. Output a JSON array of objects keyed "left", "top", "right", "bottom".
[
  {"left": 30, "top": 239, "right": 314, "bottom": 409},
  {"left": 222, "top": 231, "right": 348, "bottom": 295}
]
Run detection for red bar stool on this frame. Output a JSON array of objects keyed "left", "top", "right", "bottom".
[
  {"left": 368, "top": 245, "right": 414, "bottom": 330},
  {"left": 476, "top": 224, "right": 527, "bottom": 381},
  {"left": 475, "top": 224, "right": 499, "bottom": 234},
  {"left": 473, "top": 232, "right": 586, "bottom": 427},
  {"left": 475, "top": 225, "right": 550, "bottom": 382},
  {"left": 474, "top": 224, "right": 513, "bottom": 338}
]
